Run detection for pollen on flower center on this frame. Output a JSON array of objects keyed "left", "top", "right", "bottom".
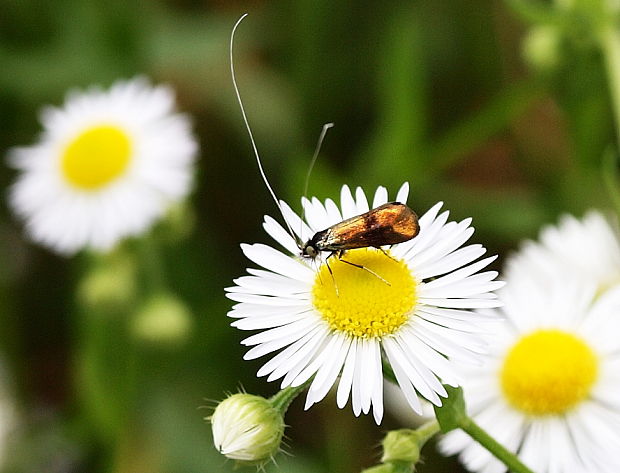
[
  {"left": 500, "top": 329, "right": 599, "bottom": 416},
  {"left": 312, "top": 248, "right": 416, "bottom": 339},
  {"left": 61, "top": 125, "right": 132, "bottom": 189}
]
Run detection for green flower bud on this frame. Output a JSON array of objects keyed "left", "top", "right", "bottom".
[
  {"left": 78, "top": 252, "right": 136, "bottom": 310},
  {"left": 210, "top": 393, "right": 285, "bottom": 466},
  {"left": 523, "top": 25, "right": 563, "bottom": 72},
  {"left": 131, "top": 293, "right": 191, "bottom": 345},
  {"left": 381, "top": 429, "right": 421, "bottom": 464}
]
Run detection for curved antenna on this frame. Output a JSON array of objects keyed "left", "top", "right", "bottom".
[
  {"left": 300, "top": 123, "right": 334, "bottom": 238},
  {"left": 230, "top": 14, "right": 299, "bottom": 245},
  {"left": 303, "top": 123, "right": 334, "bottom": 200}
]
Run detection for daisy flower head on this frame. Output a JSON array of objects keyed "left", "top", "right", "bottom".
[
  {"left": 8, "top": 77, "right": 197, "bottom": 255},
  {"left": 506, "top": 211, "right": 620, "bottom": 292},
  {"left": 439, "top": 274, "right": 620, "bottom": 473},
  {"left": 226, "top": 183, "right": 504, "bottom": 424}
]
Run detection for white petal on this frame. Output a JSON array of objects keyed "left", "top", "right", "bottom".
[
  {"left": 336, "top": 338, "right": 358, "bottom": 408},
  {"left": 414, "top": 244, "right": 486, "bottom": 280},
  {"left": 324, "top": 198, "right": 343, "bottom": 225},
  {"left": 383, "top": 339, "right": 423, "bottom": 414},
  {"left": 292, "top": 329, "right": 346, "bottom": 388},
  {"left": 305, "top": 334, "right": 350, "bottom": 407},
  {"left": 256, "top": 325, "right": 325, "bottom": 377},
  {"left": 372, "top": 186, "right": 388, "bottom": 208},
  {"left": 279, "top": 200, "right": 314, "bottom": 243},
  {"left": 241, "top": 243, "right": 314, "bottom": 282},
  {"left": 383, "top": 336, "right": 442, "bottom": 405},
  {"left": 263, "top": 215, "right": 300, "bottom": 254},
  {"left": 354, "top": 186, "right": 369, "bottom": 213},
  {"left": 395, "top": 182, "right": 409, "bottom": 204},
  {"left": 410, "top": 220, "right": 474, "bottom": 269},
  {"left": 241, "top": 316, "right": 318, "bottom": 346},
  {"left": 340, "top": 185, "right": 357, "bottom": 219}
]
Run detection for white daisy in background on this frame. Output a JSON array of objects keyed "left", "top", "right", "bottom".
[
  {"left": 226, "top": 183, "right": 504, "bottom": 424},
  {"left": 8, "top": 77, "right": 197, "bottom": 255},
  {"left": 439, "top": 273, "right": 620, "bottom": 473},
  {"left": 506, "top": 211, "right": 620, "bottom": 292}
]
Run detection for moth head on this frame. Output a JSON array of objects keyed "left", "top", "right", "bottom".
[{"left": 301, "top": 241, "right": 318, "bottom": 259}]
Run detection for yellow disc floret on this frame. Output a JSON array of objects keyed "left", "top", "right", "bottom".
[
  {"left": 500, "top": 329, "right": 599, "bottom": 416},
  {"left": 312, "top": 248, "right": 416, "bottom": 339},
  {"left": 62, "top": 125, "right": 132, "bottom": 189}
]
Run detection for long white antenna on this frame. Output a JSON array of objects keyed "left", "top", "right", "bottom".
[
  {"left": 230, "top": 13, "right": 299, "bottom": 243},
  {"left": 303, "top": 123, "right": 334, "bottom": 200},
  {"left": 300, "top": 123, "right": 334, "bottom": 237}
]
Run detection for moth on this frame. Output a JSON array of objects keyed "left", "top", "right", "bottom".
[
  {"left": 301, "top": 202, "right": 419, "bottom": 259},
  {"left": 230, "top": 15, "right": 420, "bottom": 282}
]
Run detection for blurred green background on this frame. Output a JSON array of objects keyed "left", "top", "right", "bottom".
[{"left": 0, "top": 0, "right": 617, "bottom": 472}]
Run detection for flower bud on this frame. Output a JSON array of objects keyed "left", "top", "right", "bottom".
[
  {"left": 381, "top": 429, "right": 421, "bottom": 464},
  {"left": 78, "top": 253, "right": 136, "bottom": 310},
  {"left": 210, "top": 393, "right": 285, "bottom": 466},
  {"left": 522, "top": 25, "right": 563, "bottom": 72},
  {"left": 131, "top": 292, "right": 191, "bottom": 345}
]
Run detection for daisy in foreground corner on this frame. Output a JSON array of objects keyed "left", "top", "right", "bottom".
[
  {"left": 8, "top": 77, "right": 197, "bottom": 255},
  {"left": 226, "top": 183, "right": 504, "bottom": 424},
  {"left": 439, "top": 273, "right": 620, "bottom": 473}
]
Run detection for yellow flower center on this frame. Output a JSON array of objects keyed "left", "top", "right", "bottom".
[
  {"left": 500, "top": 329, "right": 599, "bottom": 416},
  {"left": 312, "top": 248, "right": 416, "bottom": 339},
  {"left": 61, "top": 125, "right": 132, "bottom": 189}
]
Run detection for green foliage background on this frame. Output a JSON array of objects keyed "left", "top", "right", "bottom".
[{"left": 0, "top": 0, "right": 617, "bottom": 472}]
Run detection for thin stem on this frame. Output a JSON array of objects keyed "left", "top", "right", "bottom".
[
  {"left": 460, "top": 416, "right": 536, "bottom": 473},
  {"left": 270, "top": 383, "right": 308, "bottom": 413},
  {"left": 600, "top": 16, "right": 620, "bottom": 148},
  {"left": 138, "top": 235, "right": 168, "bottom": 293},
  {"left": 602, "top": 147, "right": 620, "bottom": 216},
  {"left": 416, "top": 419, "right": 441, "bottom": 443}
]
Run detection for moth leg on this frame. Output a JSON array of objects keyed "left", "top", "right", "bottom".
[
  {"left": 325, "top": 251, "right": 340, "bottom": 297},
  {"left": 377, "top": 246, "right": 398, "bottom": 262},
  {"left": 337, "top": 256, "right": 391, "bottom": 286},
  {"left": 314, "top": 258, "right": 324, "bottom": 286}
]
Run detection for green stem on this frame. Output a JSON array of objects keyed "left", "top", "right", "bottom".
[
  {"left": 270, "top": 383, "right": 308, "bottom": 413},
  {"left": 460, "top": 416, "right": 536, "bottom": 473},
  {"left": 138, "top": 235, "right": 168, "bottom": 293},
  {"left": 602, "top": 147, "right": 620, "bottom": 216},
  {"left": 416, "top": 420, "right": 441, "bottom": 443},
  {"left": 600, "top": 15, "right": 620, "bottom": 148}
]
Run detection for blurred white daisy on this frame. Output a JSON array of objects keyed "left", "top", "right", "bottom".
[
  {"left": 506, "top": 211, "right": 620, "bottom": 292},
  {"left": 439, "top": 274, "right": 620, "bottom": 473},
  {"left": 8, "top": 77, "right": 197, "bottom": 254},
  {"left": 226, "top": 183, "right": 503, "bottom": 424}
]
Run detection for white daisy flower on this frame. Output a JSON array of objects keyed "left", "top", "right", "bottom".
[
  {"left": 506, "top": 211, "right": 620, "bottom": 292},
  {"left": 226, "top": 183, "right": 504, "bottom": 424},
  {"left": 8, "top": 77, "right": 197, "bottom": 255},
  {"left": 439, "top": 274, "right": 620, "bottom": 473}
]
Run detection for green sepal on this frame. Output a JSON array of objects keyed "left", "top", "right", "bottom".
[
  {"left": 361, "top": 460, "right": 414, "bottom": 473},
  {"left": 433, "top": 385, "right": 467, "bottom": 433}
]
